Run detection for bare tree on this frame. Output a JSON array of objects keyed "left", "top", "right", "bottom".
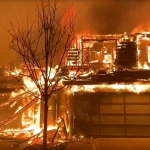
[{"left": 5, "top": 0, "right": 89, "bottom": 149}]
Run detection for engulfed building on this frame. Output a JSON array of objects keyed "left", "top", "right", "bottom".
[
  {"left": 3, "top": 32, "right": 150, "bottom": 138},
  {"left": 53, "top": 32, "right": 150, "bottom": 138}
]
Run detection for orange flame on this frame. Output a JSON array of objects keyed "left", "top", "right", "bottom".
[{"left": 68, "top": 83, "right": 150, "bottom": 94}]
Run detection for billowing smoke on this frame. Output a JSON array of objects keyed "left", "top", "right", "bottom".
[
  {"left": 72, "top": 0, "right": 150, "bottom": 34},
  {"left": 1, "top": 0, "right": 150, "bottom": 65}
]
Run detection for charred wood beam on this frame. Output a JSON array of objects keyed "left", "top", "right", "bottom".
[
  {"left": 64, "top": 70, "right": 150, "bottom": 85},
  {"left": 0, "top": 80, "right": 20, "bottom": 84},
  {"left": 0, "top": 98, "right": 38, "bottom": 127},
  {"left": 68, "top": 49, "right": 79, "bottom": 51}
]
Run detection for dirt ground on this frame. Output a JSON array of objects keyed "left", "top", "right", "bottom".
[{"left": 2, "top": 138, "right": 150, "bottom": 150}]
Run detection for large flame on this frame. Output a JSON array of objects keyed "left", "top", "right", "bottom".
[
  {"left": 68, "top": 83, "right": 150, "bottom": 94},
  {"left": 3, "top": 66, "right": 59, "bottom": 139}
]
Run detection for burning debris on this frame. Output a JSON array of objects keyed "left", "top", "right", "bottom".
[{"left": 0, "top": 64, "right": 73, "bottom": 147}]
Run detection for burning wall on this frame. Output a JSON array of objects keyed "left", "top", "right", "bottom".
[{"left": 68, "top": 32, "right": 150, "bottom": 72}]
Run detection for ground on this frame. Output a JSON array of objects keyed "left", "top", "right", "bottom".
[
  {"left": 66, "top": 138, "right": 150, "bottom": 150},
  {"left": 2, "top": 138, "right": 150, "bottom": 150},
  {"left": 0, "top": 141, "right": 23, "bottom": 150}
]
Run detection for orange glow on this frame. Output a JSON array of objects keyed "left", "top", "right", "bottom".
[
  {"left": 148, "top": 46, "right": 150, "bottom": 63},
  {"left": 6, "top": 31, "right": 150, "bottom": 140},
  {"left": 68, "top": 83, "right": 150, "bottom": 94},
  {"left": 5, "top": 65, "right": 60, "bottom": 138},
  {"left": 103, "top": 54, "right": 112, "bottom": 63},
  {"left": 10, "top": 68, "right": 22, "bottom": 76}
]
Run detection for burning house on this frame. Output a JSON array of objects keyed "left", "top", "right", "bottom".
[
  {"left": 2, "top": 31, "right": 150, "bottom": 142},
  {"left": 62, "top": 32, "right": 150, "bottom": 138}
]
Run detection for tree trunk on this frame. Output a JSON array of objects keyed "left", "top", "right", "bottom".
[{"left": 43, "top": 99, "right": 48, "bottom": 150}]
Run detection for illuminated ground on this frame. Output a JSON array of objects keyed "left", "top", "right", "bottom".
[
  {"left": 0, "top": 140, "right": 25, "bottom": 150},
  {"left": 92, "top": 138, "right": 150, "bottom": 150},
  {"left": 2, "top": 138, "right": 150, "bottom": 150}
]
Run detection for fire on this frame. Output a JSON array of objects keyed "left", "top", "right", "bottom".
[
  {"left": 22, "top": 66, "right": 59, "bottom": 91},
  {"left": 39, "top": 66, "right": 57, "bottom": 85},
  {"left": 131, "top": 21, "right": 150, "bottom": 34},
  {"left": 10, "top": 68, "right": 22, "bottom": 76},
  {"left": 46, "top": 67, "right": 56, "bottom": 79},
  {"left": 136, "top": 33, "right": 150, "bottom": 69},
  {"left": 138, "top": 62, "right": 150, "bottom": 69},
  {"left": 11, "top": 90, "right": 25, "bottom": 98},
  {"left": 0, "top": 65, "right": 60, "bottom": 140},
  {"left": 4, "top": 30, "right": 150, "bottom": 142},
  {"left": 6, "top": 31, "right": 150, "bottom": 138},
  {"left": 143, "top": 63, "right": 150, "bottom": 69},
  {"left": 103, "top": 54, "right": 112, "bottom": 63},
  {"left": 148, "top": 46, "right": 150, "bottom": 63},
  {"left": 68, "top": 83, "right": 150, "bottom": 94},
  {"left": 47, "top": 125, "right": 57, "bottom": 131},
  {"left": 15, "top": 106, "right": 23, "bottom": 113},
  {"left": 23, "top": 76, "right": 39, "bottom": 91},
  {"left": 72, "top": 32, "right": 150, "bottom": 72},
  {"left": 21, "top": 99, "right": 41, "bottom": 131}
]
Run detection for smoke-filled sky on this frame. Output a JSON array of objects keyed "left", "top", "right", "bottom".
[{"left": 0, "top": 0, "right": 150, "bottom": 65}]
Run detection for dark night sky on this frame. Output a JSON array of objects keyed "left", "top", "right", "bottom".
[{"left": 0, "top": 0, "right": 150, "bottom": 65}]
